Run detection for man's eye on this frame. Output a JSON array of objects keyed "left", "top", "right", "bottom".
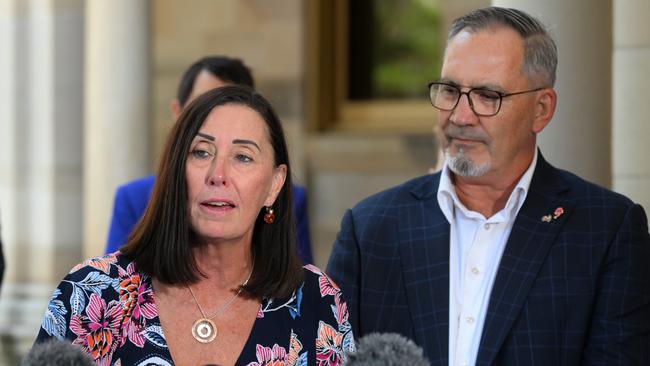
[
  {"left": 441, "top": 85, "right": 459, "bottom": 96},
  {"left": 190, "top": 149, "right": 211, "bottom": 159},
  {"left": 474, "top": 90, "right": 500, "bottom": 101},
  {"left": 236, "top": 154, "right": 253, "bottom": 163}
]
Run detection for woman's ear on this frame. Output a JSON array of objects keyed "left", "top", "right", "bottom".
[
  {"left": 264, "top": 164, "right": 287, "bottom": 207},
  {"left": 532, "top": 88, "right": 557, "bottom": 134}
]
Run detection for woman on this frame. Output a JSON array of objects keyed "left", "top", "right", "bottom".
[{"left": 35, "top": 86, "right": 354, "bottom": 365}]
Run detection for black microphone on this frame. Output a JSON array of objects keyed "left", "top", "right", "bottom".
[
  {"left": 22, "top": 339, "right": 95, "bottom": 366},
  {"left": 346, "top": 332, "right": 429, "bottom": 365}
]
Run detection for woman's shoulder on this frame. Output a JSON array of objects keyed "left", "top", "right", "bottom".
[
  {"left": 258, "top": 264, "right": 342, "bottom": 319},
  {"left": 298, "top": 264, "right": 350, "bottom": 314},
  {"left": 300, "top": 264, "right": 343, "bottom": 297},
  {"left": 65, "top": 251, "right": 138, "bottom": 282},
  {"left": 37, "top": 251, "right": 161, "bottom": 364}
]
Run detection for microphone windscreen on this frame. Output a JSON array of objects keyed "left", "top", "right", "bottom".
[
  {"left": 346, "top": 332, "right": 429, "bottom": 366},
  {"left": 22, "top": 339, "right": 95, "bottom": 366}
]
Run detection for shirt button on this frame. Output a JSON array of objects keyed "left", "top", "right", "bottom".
[
  {"left": 466, "top": 316, "right": 475, "bottom": 324},
  {"left": 484, "top": 223, "right": 490, "bottom": 230},
  {"left": 471, "top": 267, "right": 480, "bottom": 275}
]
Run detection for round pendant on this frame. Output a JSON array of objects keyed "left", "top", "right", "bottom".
[{"left": 191, "top": 318, "right": 217, "bottom": 343}]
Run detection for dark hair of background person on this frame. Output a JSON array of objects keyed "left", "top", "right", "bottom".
[
  {"left": 176, "top": 56, "right": 255, "bottom": 107},
  {"left": 448, "top": 6, "right": 557, "bottom": 87},
  {"left": 121, "top": 85, "right": 303, "bottom": 300}
]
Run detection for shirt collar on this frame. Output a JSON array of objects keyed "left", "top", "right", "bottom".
[{"left": 437, "top": 149, "right": 538, "bottom": 222}]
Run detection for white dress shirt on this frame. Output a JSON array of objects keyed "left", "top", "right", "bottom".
[{"left": 437, "top": 150, "right": 538, "bottom": 366}]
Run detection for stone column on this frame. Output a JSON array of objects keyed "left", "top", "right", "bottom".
[
  {"left": 612, "top": 0, "right": 650, "bottom": 211},
  {"left": 492, "top": 0, "right": 613, "bottom": 187},
  {"left": 0, "top": 0, "right": 84, "bottom": 358},
  {"left": 84, "top": 0, "right": 150, "bottom": 257}
]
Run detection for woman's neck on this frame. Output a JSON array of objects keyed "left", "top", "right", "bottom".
[{"left": 191, "top": 240, "right": 254, "bottom": 290}]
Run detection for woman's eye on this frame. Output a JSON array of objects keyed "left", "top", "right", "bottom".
[
  {"left": 236, "top": 154, "right": 253, "bottom": 163},
  {"left": 190, "top": 149, "right": 212, "bottom": 159}
]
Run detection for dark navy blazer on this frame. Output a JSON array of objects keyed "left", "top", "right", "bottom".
[
  {"left": 106, "top": 175, "right": 313, "bottom": 264},
  {"left": 327, "top": 154, "right": 650, "bottom": 365}
]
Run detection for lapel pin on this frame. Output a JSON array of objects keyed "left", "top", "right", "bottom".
[{"left": 542, "top": 207, "right": 564, "bottom": 222}]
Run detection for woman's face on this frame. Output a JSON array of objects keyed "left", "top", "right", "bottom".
[{"left": 185, "top": 104, "right": 286, "bottom": 245}]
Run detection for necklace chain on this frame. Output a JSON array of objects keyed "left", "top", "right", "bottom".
[{"left": 187, "top": 257, "right": 255, "bottom": 321}]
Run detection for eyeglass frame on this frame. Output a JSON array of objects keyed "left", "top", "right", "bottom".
[{"left": 427, "top": 81, "right": 547, "bottom": 117}]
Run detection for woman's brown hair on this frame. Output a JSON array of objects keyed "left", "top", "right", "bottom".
[{"left": 121, "top": 85, "right": 303, "bottom": 299}]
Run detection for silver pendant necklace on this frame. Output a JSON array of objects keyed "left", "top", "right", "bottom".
[{"left": 187, "top": 258, "right": 254, "bottom": 343}]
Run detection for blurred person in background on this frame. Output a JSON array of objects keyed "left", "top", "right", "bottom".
[
  {"left": 106, "top": 56, "right": 313, "bottom": 264},
  {"left": 34, "top": 86, "right": 353, "bottom": 365}
]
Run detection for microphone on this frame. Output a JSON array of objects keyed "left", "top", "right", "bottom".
[
  {"left": 22, "top": 339, "right": 95, "bottom": 366},
  {"left": 346, "top": 332, "right": 429, "bottom": 366}
]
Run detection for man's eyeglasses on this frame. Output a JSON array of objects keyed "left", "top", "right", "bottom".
[{"left": 427, "top": 82, "right": 546, "bottom": 117}]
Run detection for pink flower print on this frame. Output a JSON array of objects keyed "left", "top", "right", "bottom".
[
  {"left": 304, "top": 265, "right": 340, "bottom": 298},
  {"left": 333, "top": 294, "right": 349, "bottom": 327},
  {"left": 315, "top": 322, "right": 343, "bottom": 366},
  {"left": 119, "top": 263, "right": 156, "bottom": 347},
  {"left": 69, "top": 293, "right": 123, "bottom": 366},
  {"left": 248, "top": 343, "right": 289, "bottom": 366},
  {"left": 285, "top": 331, "right": 303, "bottom": 366},
  {"left": 318, "top": 274, "right": 340, "bottom": 297},
  {"left": 553, "top": 207, "right": 564, "bottom": 219}
]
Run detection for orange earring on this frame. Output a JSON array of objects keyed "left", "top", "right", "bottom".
[{"left": 263, "top": 207, "right": 275, "bottom": 224}]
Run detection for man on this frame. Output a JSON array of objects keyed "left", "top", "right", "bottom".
[
  {"left": 327, "top": 7, "right": 649, "bottom": 365},
  {"left": 106, "top": 56, "right": 313, "bottom": 263}
]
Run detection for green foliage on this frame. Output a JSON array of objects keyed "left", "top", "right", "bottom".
[{"left": 373, "top": 0, "right": 442, "bottom": 99}]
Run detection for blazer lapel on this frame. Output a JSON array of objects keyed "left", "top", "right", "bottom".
[
  {"left": 476, "top": 155, "right": 573, "bottom": 365},
  {"left": 399, "top": 174, "right": 450, "bottom": 365}
]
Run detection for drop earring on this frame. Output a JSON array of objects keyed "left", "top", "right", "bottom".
[{"left": 263, "top": 207, "right": 275, "bottom": 224}]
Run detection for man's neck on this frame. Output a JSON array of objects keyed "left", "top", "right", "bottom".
[
  {"left": 450, "top": 152, "right": 535, "bottom": 218},
  {"left": 452, "top": 174, "right": 519, "bottom": 218}
]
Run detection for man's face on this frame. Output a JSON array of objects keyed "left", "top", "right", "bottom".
[
  {"left": 187, "top": 70, "right": 229, "bottom": 105},
  {"left": 438, "top": 27, "right": 542, "bottom": 180},
  {"left": 171, "top": 70, "right": 230, "bottom": 120}
]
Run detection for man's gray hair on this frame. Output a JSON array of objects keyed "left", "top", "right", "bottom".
[{"left": 448, "top": 7, "right": 557, "bottom": 87}]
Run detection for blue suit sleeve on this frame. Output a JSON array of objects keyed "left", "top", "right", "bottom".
[
  {"left": 326, "top": 209, "right": 361, "bottom": 337},
  {"left": 582, "top": 204, "right": 650, "bottom": 364},
  {"left": 105, "top": 186, "right": 138, "bottom": 254}
]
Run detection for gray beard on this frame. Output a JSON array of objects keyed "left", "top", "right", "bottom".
[{"left": 445, "top": 148, "right": 491, "bottom": 177}]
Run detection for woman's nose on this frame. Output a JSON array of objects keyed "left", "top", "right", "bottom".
[{"left": 206, "top": 159, "right": 227, "bottom": 186}]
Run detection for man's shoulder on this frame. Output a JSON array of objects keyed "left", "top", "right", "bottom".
[
  {"left": 351, "top": 173, "right": 438, "bottom": 213},
  {"left": 550, "top": 166, "right": 636, "bottom": 209},
  {"left": 118, "top": 175, "right": 155, "bottom": 193},
  {"left": 115, "top": 175, "right": 155, "bottom": 201}
]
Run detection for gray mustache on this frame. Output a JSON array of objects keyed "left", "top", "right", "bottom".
[{"left": 444, "top": 125, "right": 489, "bottom": 143}]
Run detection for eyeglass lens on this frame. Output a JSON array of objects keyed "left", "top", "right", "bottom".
[{"left": 429, "top": 84, "right": 501, "bottom": 116}]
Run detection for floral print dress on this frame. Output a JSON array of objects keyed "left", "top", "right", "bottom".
[{"left": 35, "top": 252, "right": 355, "bottom": 365}]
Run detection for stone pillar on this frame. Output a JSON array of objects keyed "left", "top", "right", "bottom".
[
  {"left": 0, "top": 0, "right": 84, "bottom": 358},
  {"left": 84, "top": 0, "right": 150, "bottom": 257},
  {"left": 613, "top": 0, "right": 650, "bottom": 211},
  {"left": 492, "top": 0, "right": 613, "bottom": 187}
]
